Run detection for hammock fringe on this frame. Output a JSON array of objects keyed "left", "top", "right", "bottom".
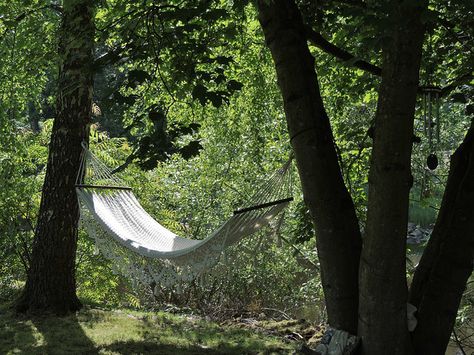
[{"left": 76, "top": 144, "right": 293, "bottom": 287}]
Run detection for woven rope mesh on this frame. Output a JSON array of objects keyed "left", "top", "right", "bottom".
[{"left": 77, "top": 144, "right": 292, "bottom": 287}]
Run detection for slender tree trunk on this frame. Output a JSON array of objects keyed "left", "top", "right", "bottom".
[
  {"left": 16, "top": 0, "right": 94, "bottom": 315},
  {"left": 358, "top": 2, "right": 426, "bottom": 354},
  {"left": 27, "top": 102, "right": 40, "bottom": 133},
  {"left": 257, "top": 0, "right": 362, "bottom": 334},
  {"left": 410, "top": 119, "right": 474, "bottom": 354}
]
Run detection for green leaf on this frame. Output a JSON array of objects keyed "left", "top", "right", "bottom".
[
  {"left": 179, "top": 140, "right": 202, "bottom": 159},
  {"left": 227, "top": 79, "right": 243, "bottom": 92},
  {"left": 192, "top": 84, "right": 208, "bottom": 106},
  {"left": 127, "top": 69, "right": 150, "bottom": 88},
  {"left": 202, "top": 9, "right": 228, "bottom": 21}
]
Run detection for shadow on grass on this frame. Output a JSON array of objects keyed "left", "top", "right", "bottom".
[
  {"left": 30, "top": 314, "right": 99, "bottom": 355},
  {"left": 0, "top": 304, "right": 293, "bottom": 354},
  {"left": 0, "top": 298, "right": 98, "bottom": 355},
  {"left": 101, "top": 336, "right": 288, "bottom": 355},
  {"left": 102, "top": 341, "right": 236, "bottom": 355},
  {"left": 0, "top": 309, "right": 37, "bottom": 354},
  {"left": 133, "top": 316, "right": 291, "bottom": 355}
]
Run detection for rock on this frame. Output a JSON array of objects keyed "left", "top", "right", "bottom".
[
  {"left": 315, "top": 344, "right": 328, "bottom": 355},
  {"left": 320, "top": 328, "right": 334, "bottom": 345},
  {"left": 407, "top": 223, "right": 433, "bottom": 244},
  {"left": 309, "top": 328, "right": 360, "bottom": 355},
  {"left": 296, "top": 343, "right": 322, "bottom": 355},
  {"left": 328, "top": 330, "right": 348, "bottom": 354}
]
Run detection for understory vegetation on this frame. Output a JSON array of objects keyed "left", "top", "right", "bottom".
[
  {"left": 0, "top": 0, "right": 473, "bottom": 353},
  {"left": 0, "top": 300, "right": 300, "bottom": 354}
]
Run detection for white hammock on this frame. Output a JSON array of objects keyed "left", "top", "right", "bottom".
[{"left": 76, "top": 143, "right": 293, "bottom": 287}]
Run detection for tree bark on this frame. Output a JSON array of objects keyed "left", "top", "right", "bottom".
[
  {"left": 257, "top": 0, "right": 362, "bottom": 334},
  {"left": 410, "top": 119, "right": 474, "bottom": 354},
  {"left": 16, "top": 0, "right": 94, "bottom": 315},
  {"left": 358, "top": 2, "right": 426, "bottom": 354}
]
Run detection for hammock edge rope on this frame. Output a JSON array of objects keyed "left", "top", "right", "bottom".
[{"left": 76, "top": 143, "right": 294, "bottom": 288}]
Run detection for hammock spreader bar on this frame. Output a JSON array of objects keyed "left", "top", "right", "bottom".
[
  {"left": 76, "top": 141, "right": 294, "bottom": 287},
  {"left": 75, "top": 184, "right": 132, "bottom": 191},
  {"left": 233, "top": 197, "right": 294, "bottom": 215}
]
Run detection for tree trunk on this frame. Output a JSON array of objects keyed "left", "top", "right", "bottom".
[
  {"left": 257, "top": 0, "right": 362, "bottom": 334},
  {"left": 409, "top": 119, "right": 474, "bottom": 354},
  {"left": 16, "top": 0, "right": 94, "bottom": 315},
  {"left": 358, "top": 2, "right": 426, "bottom": 354},
  {"left": 27, "top": 102, "right": 40, "bottom": 133}
]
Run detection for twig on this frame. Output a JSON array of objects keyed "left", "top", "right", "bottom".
[
  {"left": 453, "top": 328, "right": 467, "bottom": 355},
  {"left": 278, "top": 234, "right": 319, "bottom": 270},
  {"left": 262, "top": 307, "right": 291, "bottom": 320}
]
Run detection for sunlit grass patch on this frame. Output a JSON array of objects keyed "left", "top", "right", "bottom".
[{"left": 0, "top": 304, "right": 296, "bottom": 354}]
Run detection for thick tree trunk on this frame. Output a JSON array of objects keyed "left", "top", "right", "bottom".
[
  {"left": 16, "top": 0, "right": 94, "bottom": 315},
  {"left": 257, "top": 0, "right": 362, "bottom": 334},
  {"left": 409, "top": 119, "right": 474, "bottom": 354},
  {"left": 358, "top": 2, "right": 426, "bottom": 354}
]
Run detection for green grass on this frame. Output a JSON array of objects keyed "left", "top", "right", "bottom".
[
  {"left": 0, "top": 302, "right": 296, "bottom": 354},
  {"left": 408, "top": 201, "right": 438, "bottom": 227}
]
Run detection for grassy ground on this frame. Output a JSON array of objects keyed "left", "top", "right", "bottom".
[{"left": 0, "top": 302, "right": 298, "bottom": 354}]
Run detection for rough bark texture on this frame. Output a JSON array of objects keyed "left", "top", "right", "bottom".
[
  {"left": 358, "top": 2, "right": 426, "bottom": 354},
  {"left": 16, "top": 0, "right": 94, "bottom": 315},
  {"left": 257, "top": 0, "right": 362, "bottom": 334},
  {"left": 410, "top": 119, "right": 474, "bottom": 354}
]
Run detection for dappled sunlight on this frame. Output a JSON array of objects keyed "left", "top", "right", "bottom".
[
  {"left": 0, "top": 0, "right": 472, "bottom": 353},
  {"left": 0, "top": 306, "right": 295, "bottom": 354}
]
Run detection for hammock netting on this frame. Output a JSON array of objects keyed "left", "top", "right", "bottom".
[{"left": 76, "top": 144, "right": 293, "bottom": 288}]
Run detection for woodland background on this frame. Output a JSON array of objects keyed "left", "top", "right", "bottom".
[{"left": 0, "top": 0, "right": 472, "bottom": 354}]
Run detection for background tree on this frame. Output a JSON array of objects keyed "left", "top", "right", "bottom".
[
  {"left": 257, "top": 0, "right": 472, "bottom": 353},
  {"left": 13, "top": 0, "right": 247, "bottom": 314},
  {"left": 358, "top": 2, "right": 426, "bottom": 352},
  {"left": 410, "top": 114, "right": 474, "bottom": 354},
  {"left": 0, "top": 0, "right": 471, "bottom": 353},
  {"left": 256, "top": 0, "right": 362, "bottom": 334},
  {"left": 16, "top": 0, "right": 95, "bottom": 314}
]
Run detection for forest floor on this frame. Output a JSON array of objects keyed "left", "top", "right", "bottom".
[{"left": 0, "top": 301, "right": 323, "bottom": 354}]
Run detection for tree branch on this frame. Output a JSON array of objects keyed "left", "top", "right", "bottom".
[
  {"left": 304, "top": 25, "right": 382, "bottom": 76},
  {"left": 0, "top": 4, "right": 62, "bottom": 43},
  {"left": 440, "top": 72, "right": 474, "bottom": 97},
  {"left": 305, "top": 25, "right": 473, "bottom": 97},
  {"left": 319, "top": 0, "right": 367, "bottom": 9}
]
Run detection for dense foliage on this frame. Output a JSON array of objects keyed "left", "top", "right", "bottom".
[{"left": 0, "top": 0, "right": 472, "bottom": 351}]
